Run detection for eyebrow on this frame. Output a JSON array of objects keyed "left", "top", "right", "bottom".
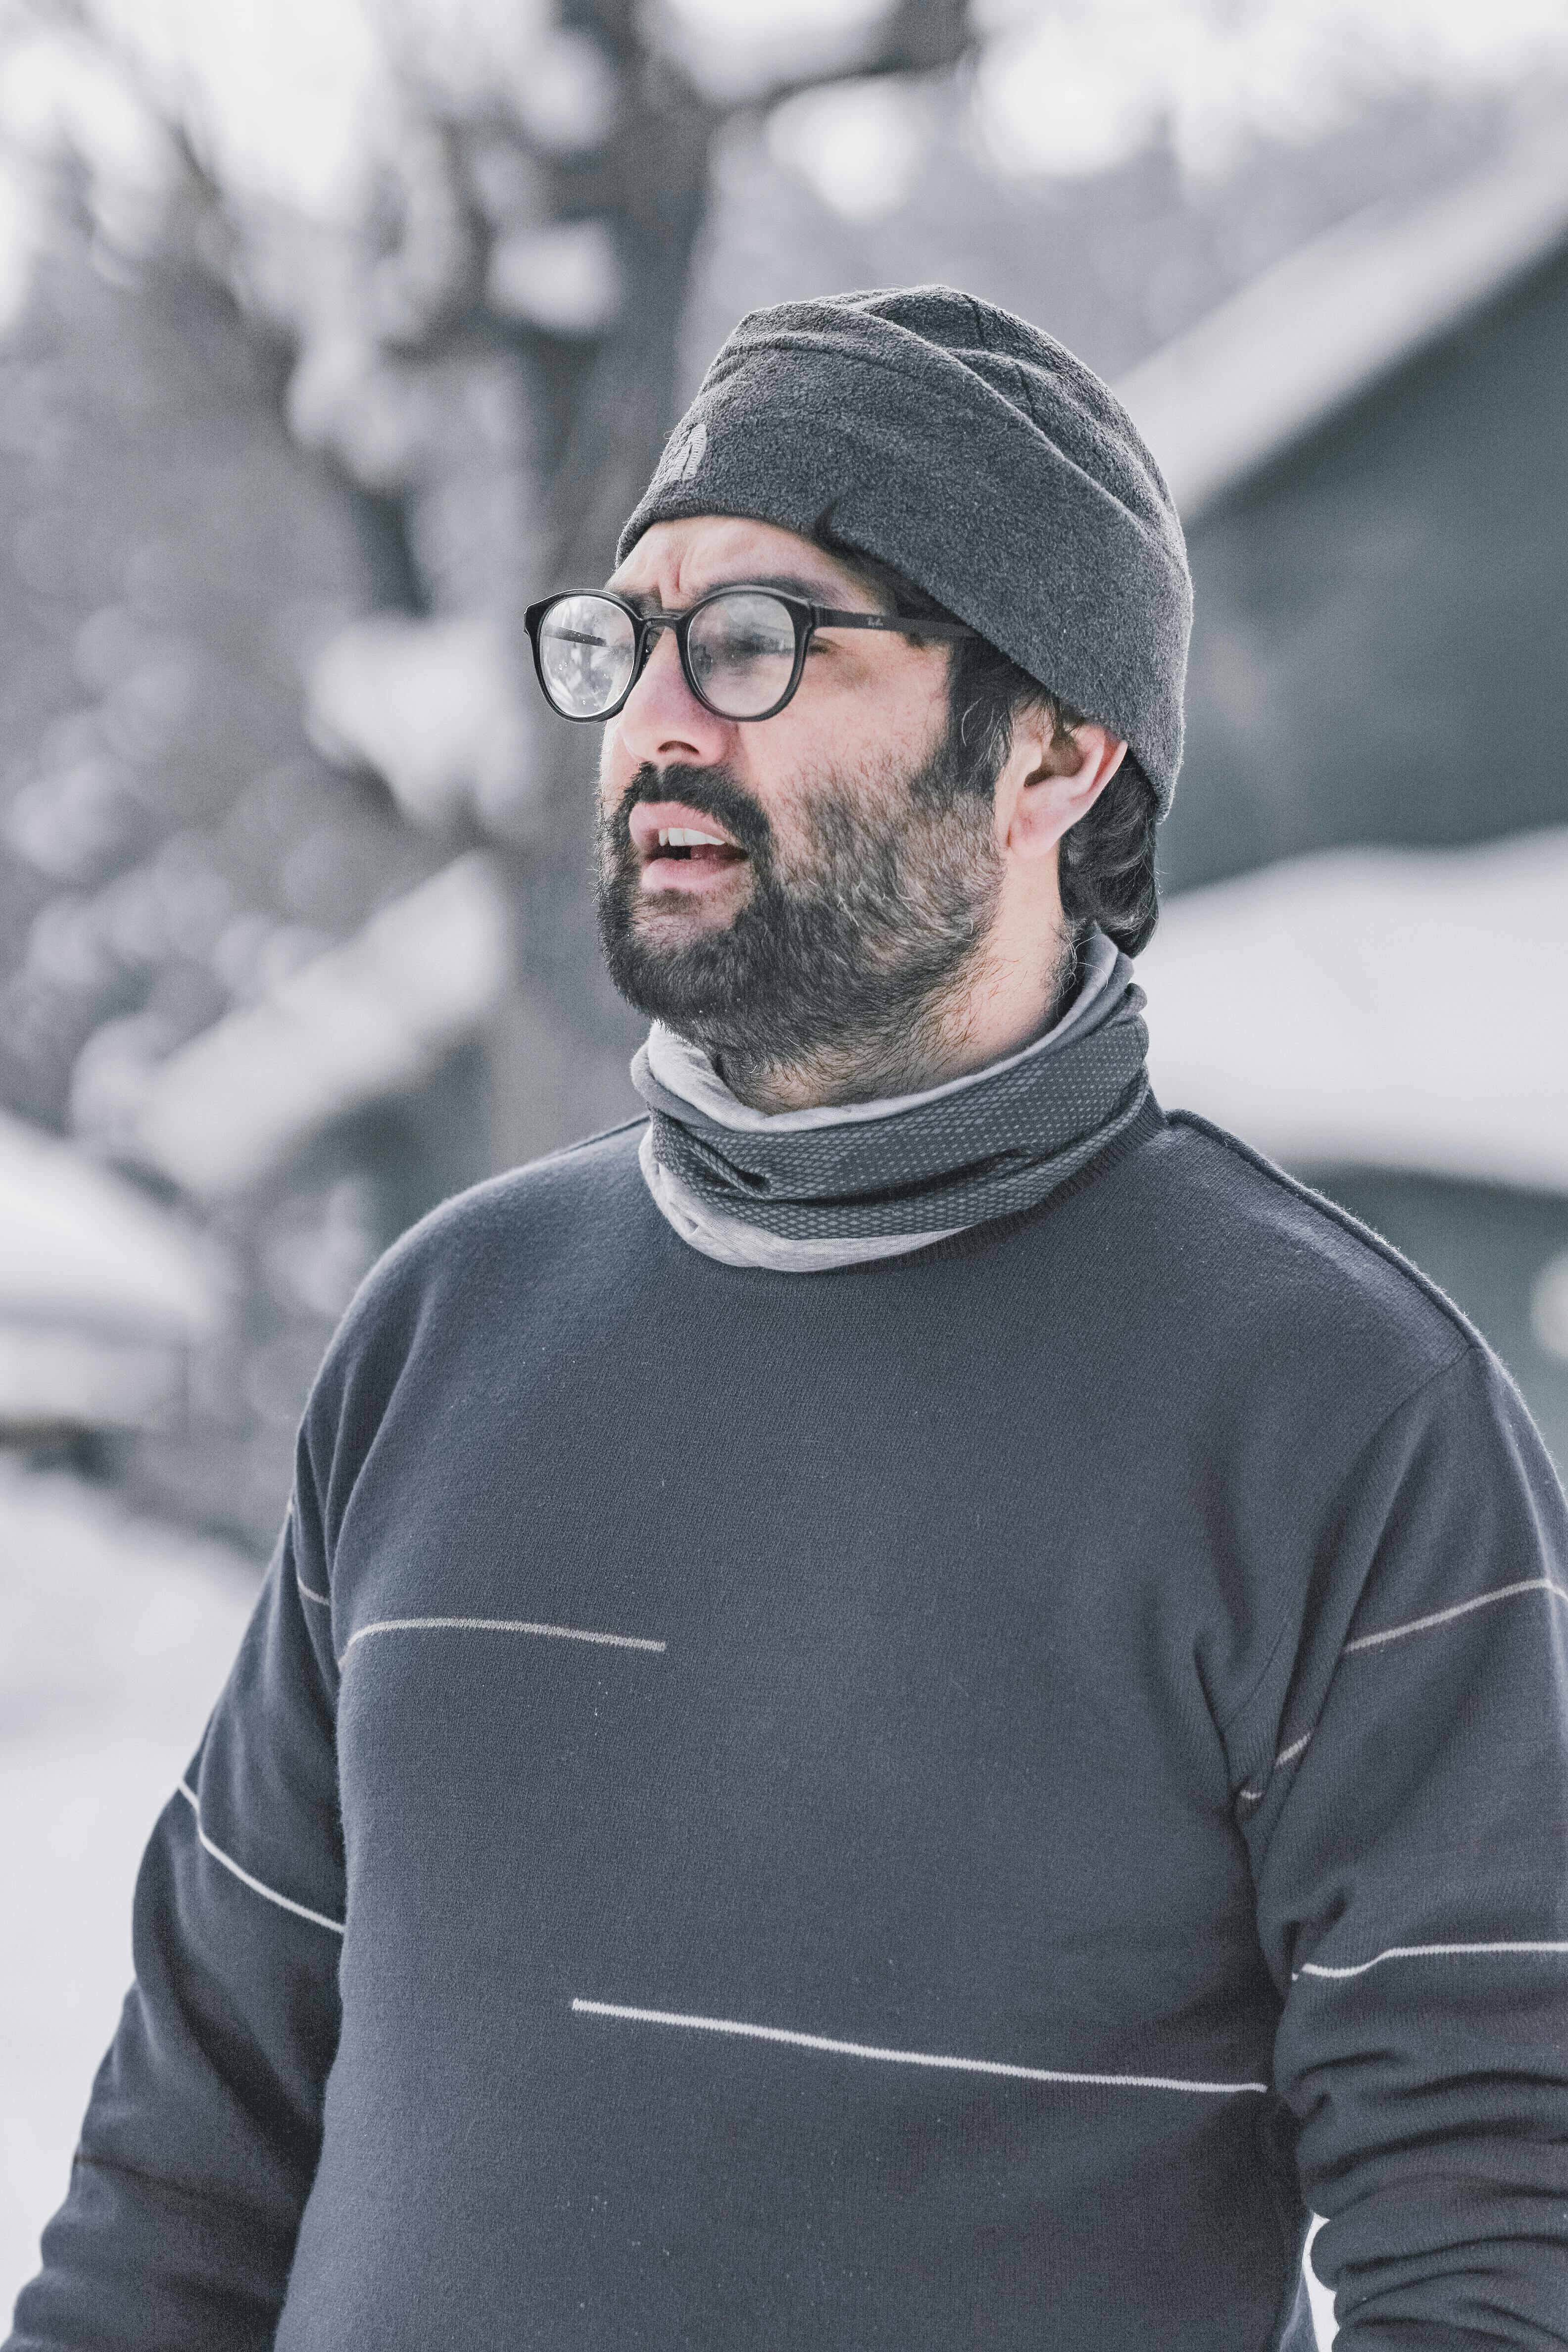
[{"left": 606, "top": 570, "right": 875, "bottom": 616}]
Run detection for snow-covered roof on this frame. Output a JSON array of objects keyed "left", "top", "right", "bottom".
[
  {"left": 1116, "top": 102, "right": 1568, "bottom": 521},
  {"left": 0, "top": 1113, "right": 223, "bottom": 1429},
  {"left": 1139, "top": 827, "right": 1568, "bottom": 1192},
  {"left": 0, "top": 1111, "right": 219, "bottom": 1341},
  {"left": 136, "top": 851, "right": 512, "bottom": 1196}
]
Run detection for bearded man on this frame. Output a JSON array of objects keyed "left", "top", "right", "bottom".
[{"left": 12, "top": 290, "right": 1568, "bottom": 2352}]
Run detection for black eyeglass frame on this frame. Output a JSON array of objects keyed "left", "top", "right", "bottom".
[{"left": 523, "top": 584, "right": 975, "bottom": 724}]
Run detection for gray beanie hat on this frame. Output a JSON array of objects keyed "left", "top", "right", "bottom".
[{"left": 616, "top": 285, "right": 1192, "bottom": 813}]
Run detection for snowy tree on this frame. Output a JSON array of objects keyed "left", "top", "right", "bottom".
[
  {"left": 33, "top": 0, "right": 979, "bottom": 1171},
  {"left": 0, "top": 0, "right": 1564, "bottom": 1541},
  {"left": 0, "top": 0, "right": 974, "bottom": 1538}
]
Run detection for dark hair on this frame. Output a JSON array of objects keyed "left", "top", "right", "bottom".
[{"left": 815, "top": 540, "right": 1162, "bottom": 957}]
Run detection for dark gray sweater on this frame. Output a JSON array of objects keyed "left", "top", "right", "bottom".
[{"left": 12, "top": 1102, "right": 1568, "bottom": 2350}]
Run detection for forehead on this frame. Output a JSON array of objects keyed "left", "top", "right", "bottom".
[{"left": 606, "top": 515, "right": 872, "bottom": 607}]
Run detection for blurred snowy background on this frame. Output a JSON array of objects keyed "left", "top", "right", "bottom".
[{"left": 6, "top": 0, "right": 1568, "bottom": 2333}]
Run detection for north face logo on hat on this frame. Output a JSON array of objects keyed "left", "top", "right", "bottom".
[{"left": 664, "top": 418, "right": 706, "bottom": 485}]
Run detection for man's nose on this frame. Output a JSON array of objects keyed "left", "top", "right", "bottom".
[{"left": 611, "top": 625, "right": 733, "bottom": 769}]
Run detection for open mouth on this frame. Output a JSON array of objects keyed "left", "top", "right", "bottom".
[
  {"left": 654, "top": 833, "right": 747, "bottom": 870},
  {"left": 631, "top": 802, "right": 752, "bottom": 891}
]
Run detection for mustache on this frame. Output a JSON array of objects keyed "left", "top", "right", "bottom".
[{"left": 611, "top": 763, "right": 773, "bottom": 862}]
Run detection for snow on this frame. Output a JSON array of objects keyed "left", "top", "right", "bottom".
[
  {"left": 1535, "top": 1253, "right": 1568, "bottom": 1361},
  {"left": 2, "top": 0, "right": 1553, "bottom": 287},
  {"left": 651, "top": 0, "right": 898, "bottom": 104},
  {"left": 0, "top": 154, "right": 37, "bottom": 332},
  {"left": 504, "top": 29, "right": 618, "bottom": 155},
  {"left": 0, "top": 23, "right": 180, "bottom": 266},
  {"left": 0, "top": 1330, "right": 182, "bottom": 1434},
  {"left": 766, "top": 78, "right": 936, "bottom": 223},
  {"left": 0, "top": 1113, "right": 223, "bottom": 1428},
  {"left": 1115, "top": 100, "right": 1568, "bottom": 520},
  {"left": 284, "top": 333, "right": 436, "bottom": 496},
  {"left": 1139, "top": 830, "right": 1568, "bottom": 1193},
  {"left": 971, "top": 0, "right": 1568, "bottom": 184},
  {"left": 73, "top": 0, "right": 392, "bottom": 224},
  {"left": 0, "top": 1113, "right": 218, "bottom": 1342},
  {"left": 1304, "top": 2217, "right": 1336, "bottom": 2346},
  {"left": 134, "top": 853, "right": 513, "bottom": 1196},
  {"left": 0, "top": 1462, "right": 258, "bottom": 2311},
  {"left": 485, "top": 217, "right": 624, "bottom": 336},
  {"left": 307, "top": 615, "right": 533, "bottom": 829},
  {"left": 50, "top": 0, "right": 589, "bottom": 226}
]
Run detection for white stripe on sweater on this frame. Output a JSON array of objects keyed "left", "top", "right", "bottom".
[
  {"left": 570, "top": 1998, "right": 1268, "bottom": 2095},
  {"left": 1296, "top": 1937, "right": 1568, "bottom": 1982},
  {"left": 1343, "top": 1576, "right": 1568, "bottom": 1653},
  {"left": 1244, "top": 1579, "right": 1568, "bottom": 1805},
  {"left": 177, "top": 1782, "right": 345, "bottom": 1936},
  {"left": 1237, "top": 1727, "right": 1313, "bottom": 1806},
  {"left": 342, "top": 1616, "right": 667, "bottom": 1660}
]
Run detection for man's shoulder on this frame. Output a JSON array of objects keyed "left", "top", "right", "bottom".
[
  {"left": 1126, "top": 1104, "right": 1477, "bottom": 1394},
  {"left": 395, "top": 1113, "right": 648, "bottom": 1270},
  {"left": 315, "top": 1116, "right": 651, "bottom": 1379}
]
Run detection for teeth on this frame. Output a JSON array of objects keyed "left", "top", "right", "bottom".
[{"left": 657, "top": 826, "right": 728, "bottom": 848}]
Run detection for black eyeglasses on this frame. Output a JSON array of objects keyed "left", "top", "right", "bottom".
[{"left": 524, "top": 584, "right": 973, "bottom": 724}]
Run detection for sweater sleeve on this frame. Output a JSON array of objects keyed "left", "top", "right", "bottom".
[
  {"left": 6, "top": 1446, "right": 345, "bottom": 2352},
  {"left": 1248, "top": 1342, "right": 1568, "bottom": 2350}
]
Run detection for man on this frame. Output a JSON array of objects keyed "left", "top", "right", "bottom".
[{"left": 11, "top": 289, "right": 1568, "bottom": 2351}]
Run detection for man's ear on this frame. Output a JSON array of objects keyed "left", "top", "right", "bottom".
[{"left": 1000, "top": 715, "right": 1127, "bottom": 863}]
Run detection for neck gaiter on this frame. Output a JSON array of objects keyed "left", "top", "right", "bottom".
[{"left": 630, "top": 929, "right": 1151, "bottom": 1274}]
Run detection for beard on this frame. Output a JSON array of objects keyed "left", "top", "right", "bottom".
[{"left": 594, "top": 713, "right": 1017, "bottom": 1105}]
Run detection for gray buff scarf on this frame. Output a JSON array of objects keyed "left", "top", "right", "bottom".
[{"left": 630, "top": 929, "right": 1151, "bottom": 1274}]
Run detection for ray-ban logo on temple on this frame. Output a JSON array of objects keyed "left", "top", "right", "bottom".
[{"left": 523, "top": 586, "right": 972, "bottom": 724}]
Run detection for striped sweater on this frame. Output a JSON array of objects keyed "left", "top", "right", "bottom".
[{"left": 11, "top": 1102, "right": 1568, "bottom": 2350}]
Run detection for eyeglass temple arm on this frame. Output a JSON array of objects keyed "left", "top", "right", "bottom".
[{"left": 813, "top": 609, "right": 974, "bottom": 637}]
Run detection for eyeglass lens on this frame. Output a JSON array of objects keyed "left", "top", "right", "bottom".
[
  {"left": 685, "top": 592, "right": 797, "bottom": 718},
  {"left": 537, "top": 594, "right": 638, "bottom": 720},
  {"left": 536, "top": 589, "right": 800, "bottom": 720}
]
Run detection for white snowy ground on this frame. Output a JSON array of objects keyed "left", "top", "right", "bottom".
[{"left": 0, "top": 1459, "right": 259, "bottom": 2311}]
